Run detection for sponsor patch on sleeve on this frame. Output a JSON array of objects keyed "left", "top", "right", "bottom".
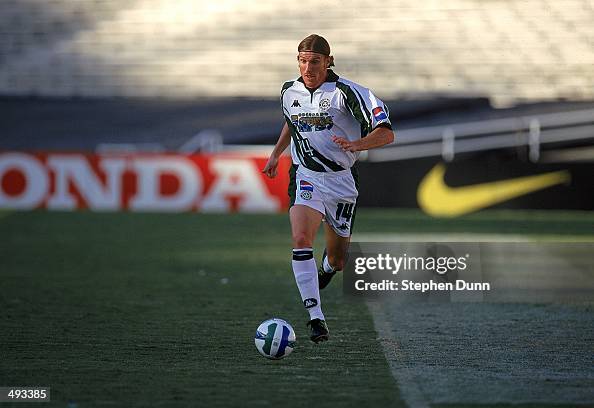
[{"left": 372, "top": 106, "right": 388, "bottom": 121}]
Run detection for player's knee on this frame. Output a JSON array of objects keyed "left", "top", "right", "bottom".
[{"left": 292, "top": 232, "right": 313, "bottom": 249}]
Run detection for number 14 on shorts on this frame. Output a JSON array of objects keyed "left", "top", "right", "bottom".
[{"left": 335, "top": 202, "right": 354, "bottom": 221}]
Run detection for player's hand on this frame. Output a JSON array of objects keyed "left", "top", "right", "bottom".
[
  {"left": 262, "top": 155, "right": 279, "bottom": 178},
  {"left": 332, "top": 136, "right": 358, "bottom": 152}
]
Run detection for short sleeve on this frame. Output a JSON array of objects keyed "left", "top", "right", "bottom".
[
  {"left": 356, "top": 86, "right": 392, "bottom": 130},
  {"left": 336, "top": 80, "right": 392, "bottom": 136}
]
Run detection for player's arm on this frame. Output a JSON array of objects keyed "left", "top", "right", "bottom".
[
  {"left": 332, "top": 126, "right": 394, "bottom": 152},
  {"left": 262, "top": 122, "right": 291, "bottom": 178}
]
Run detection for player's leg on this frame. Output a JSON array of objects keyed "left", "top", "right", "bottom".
[
  {"left": 289, "top": 204, "right": 322, "bottom": 249},
  {"left": 325, "top": 222, "right": 351, "bottom": 270},
  {"left": 289, "top": 205, "right": 328, "bottom": 342},
  {"left": 318, "top": 170, "right": 358, "bottom": 289},
  {"left": 289, "top": 164, "right": 335, "bottom": 341},
  {"left": 289, "top": 205, "right": 322, "bottom": 305},
  {"left": 318, "top": 223, "right": 351, "bottom": 289},
  {"left": 289, "top": 205, "right": 328, "bottom": 343}
]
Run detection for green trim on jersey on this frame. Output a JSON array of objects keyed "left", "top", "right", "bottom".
[
  {"left": 352, "top": 87, "right": 373, "bottom": 134},
  {"left": 349, "top": 164, "right": 360, "bottom": 235},
  {"left": 311, "top": 149, "right": 345, "bottom": 172},
  {"left": 335, "top": 82, "right": 372, "bottom": 137},
  {"left": 288, "top": 163, "right": 298, "bottom": 208},
  {"left": 281, "top": 81, "right": 294, "bottom": 112},
  {"left": 281, "top": 81, "right": 294, "bottom": 96}
]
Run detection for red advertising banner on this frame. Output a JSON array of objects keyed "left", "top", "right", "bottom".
[{"left": 0, "top": 152, "right": 292, "bottom": 212}]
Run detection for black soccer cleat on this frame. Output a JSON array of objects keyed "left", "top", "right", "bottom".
[
  {"left": 307, "top": 318, "right": 329, "bottom": 343},
  {"left": 317, "top": 249, "right": 336, "bottom": 290}
]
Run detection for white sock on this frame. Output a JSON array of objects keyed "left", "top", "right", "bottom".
[
  {"left": 323, "top": 255, "right": 336, "bottom": 274},
  {"left": 292, "top": 248, "right": 325, "bottom": 320}
]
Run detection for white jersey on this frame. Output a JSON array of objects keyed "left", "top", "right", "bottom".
[{"left": 281, "top": 70, "right": 392, "bottom": 172}]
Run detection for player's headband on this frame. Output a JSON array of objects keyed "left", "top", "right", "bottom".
[
  {"left": 298, "top": 34, "right": 330, "bottom": 56},
  {"left": 298, "top": 34, "right": 334, "bottom": 66}
]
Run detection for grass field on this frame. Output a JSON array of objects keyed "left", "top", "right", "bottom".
[{"left": 1, "top": 209, "right": 593, "bottom": 407}]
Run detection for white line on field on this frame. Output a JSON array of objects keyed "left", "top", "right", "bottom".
[
  {"left": 353, "top": 232, "right": 594, "bottom": 242},
  {"left": 367, "top": 301, "right": 430, "bottom": 408}
]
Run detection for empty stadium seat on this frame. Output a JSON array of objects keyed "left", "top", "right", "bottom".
[{"left": 0, "top": 0, "right": 592, "bottom": 104}]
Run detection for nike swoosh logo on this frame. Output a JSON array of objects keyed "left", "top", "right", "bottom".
[{"left": 417, "top": 163, "right": 571, "bottom": 217}]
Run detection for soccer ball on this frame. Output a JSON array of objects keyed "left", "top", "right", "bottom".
[{"left": 254, "top": 318, "right": 296, "bottom": 359}]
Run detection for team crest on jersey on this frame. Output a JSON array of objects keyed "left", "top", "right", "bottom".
[
  {"left": 319, "top": 98, "right": 331, "bottom": 111},
  {"left": 372, "top": 106, "right": 388, "bottom": 121},
  {"left": 291, "top": 112, "right": 333, "bottom": 132}
]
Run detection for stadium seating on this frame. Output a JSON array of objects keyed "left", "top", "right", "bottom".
[{"left": 0, "top": 0, "right": 592, "bottom": 104}]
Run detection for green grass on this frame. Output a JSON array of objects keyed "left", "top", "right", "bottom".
[
  {"left": 0, "top": 208, "right": 591, "bottom": 407},
  {"left": 0, "top": 210, "right": 402, "bottom": 407},
  {"left": 352, "top": 208, "right": 594, "bottom": 236}
]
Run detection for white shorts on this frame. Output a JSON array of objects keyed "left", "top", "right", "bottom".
[{"left": 291, "top": 165, "right": 358, "bottom": 237}]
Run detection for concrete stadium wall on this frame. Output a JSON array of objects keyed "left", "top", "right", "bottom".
[{"left": 0, "top": 0, "right": 592, "bottom": 105}]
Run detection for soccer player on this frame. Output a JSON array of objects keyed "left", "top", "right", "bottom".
[{"left": 262, "top": 34, "right": 394, "bottom": 343}]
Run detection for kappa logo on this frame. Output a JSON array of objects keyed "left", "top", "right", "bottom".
[
  {"left": 337, "top": 223, "right": 349, "bottom": 231},
  {"left": 417, "top": 163, "right": 571, "bottom": 217},
  {"left": 292, "top": 99, "right": 301, "bottom": 107},
  {"left": 303, "top": 298, "right": 318, "bottom": 309}
]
